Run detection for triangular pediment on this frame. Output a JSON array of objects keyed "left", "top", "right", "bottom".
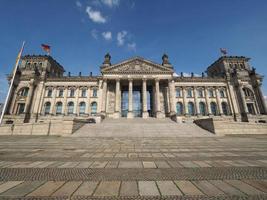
[{"left": 101, "top": 57, "right": 173, "bottom": 74}]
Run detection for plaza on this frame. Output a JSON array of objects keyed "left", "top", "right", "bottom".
[{"left": 0, "top": 134, "right": 266, "bottom": 199}]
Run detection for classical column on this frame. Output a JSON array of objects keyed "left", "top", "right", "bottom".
[
  {"left": 74, "top": 87, "right": 79, "bottom": 115},
  {"left": 63, "top": 87, "right": 68, "bottom": 115},
  {"left": 239, "top": 86, "right": 249, "bottom": 114},
  {"left": 193, "top": 87, "right": 199, "bottom": 115},
  {"left": 9, "top": 85, "right": 18, "bottom": 114},
  {"left": 24, "top": 80, "right": 35, "bottom": 115},
  {"left": 182, "top": 87, "right": 187, "bottom": 115},
  {"left": 101, "top": 79, "right": 107, "bottom": 114},
  {"left": 257, "top": 84, "right": 267, "bottom": 114},
  {"left": 216, "top": 87, "right": 223, "bottom": 115},
  {"left": 155, "top": 79, "right": 163, "bottom": 118},
  {"left": 127, "top": 79, "right": 133, "bottom": 118},
  {"left": 204, "top": 87, "right": 211, "bottom": 115},
  {"left": 115, "top": 79, "right": 120, "bottom": 118},
  {"left": 142, "top": 79, "right": 149, "bottom": 118},
  {"left": 51, "top": 87, "right": 57, "bottom": 115},
  {"left": 168, "top": 79, "right": 176, "bottom": 116},
  {"left": 86, "top": 87, "right": 91, "bottom": 115}
]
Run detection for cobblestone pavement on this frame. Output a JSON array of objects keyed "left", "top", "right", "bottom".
[{"left": 0, "top": 135, "right": 266, "bottom": 199}]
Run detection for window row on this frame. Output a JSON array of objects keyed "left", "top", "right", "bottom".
[
  {"left": 176, "top": 102, "right": 229, "bottom": 116},
  {"left": 43, "top": 101, "right": 97, "bottom": 115},
  {"left": 175, "top": 88, "right": 226, "bottom": 98},
  {"left": 45, "top": 88, "right": 98, "bottom": 98}
]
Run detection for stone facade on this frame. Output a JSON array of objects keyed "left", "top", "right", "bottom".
[{"left": 2, "top": 54, "right": 267, "bottom": 124}]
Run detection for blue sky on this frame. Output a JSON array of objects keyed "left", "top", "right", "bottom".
[{"left": 0, "top": 0, "right": 267, "bottom": 102}]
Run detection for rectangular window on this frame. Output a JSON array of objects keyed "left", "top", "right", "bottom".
[
  {"left": 17, "top": 103, "right": 25, "bottom": 114},
  {"left": 220, "top": 90, "right": 225, "bottom": 98},
  {"left": 81, "top": 89, "right": 87, "bottom": 97},
  {"left": 58, "top": 89, "right": 64, "bottom": 97},
  {"left": 198, "top": 89, "right": 203, "bottom": 97},
  {"left": 69, "top": 89, "right": 75, "bottom": 97},
  {"left": 209, "top": 89, "right": 214, "bottom": 97},
  {"left": 47, "top": 89, "right": 52, "bottom": 97},
  {"left": 176, "top": 88, "right": 181, "bottom": 97},
  {"left": 187, "top": 89, "right": 192, "bottom": 98},
  {"left": 92, "top": 89, "right": 97, "bottom": 97}
]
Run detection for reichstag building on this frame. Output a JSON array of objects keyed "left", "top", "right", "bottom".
[{"left": 3, "top": 53, "right": 267, "bottom": 124}]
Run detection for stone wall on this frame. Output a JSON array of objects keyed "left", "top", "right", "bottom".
[
  {"left": 0, "top": 119, "right": 89, "bottom": 136},
  {"left": 194, "top": 118, "right": 267, "bottom": 136}
]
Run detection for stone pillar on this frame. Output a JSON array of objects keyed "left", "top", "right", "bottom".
[
  {"left": 101, "top": 79, "right": 107, "bottom": 114},
  {"left": 204, "top": 87, "right": 211, "bottom": 115},
  {"left": 127, "top": 79, "right": 133, "bottom": 118},
  {"left": 257, "top": 84, "right": 267, "bottom": 114},
  {"left": 239, "top": 86, "right": 249, "bottom": 113},
  {"left": 155, "top": 79, "right": 163, "bottom": 118},
  {"left": 63, "top": 87, "right": 68, "bottom": 115},
  {"left": 225, "top": 87, "right": 233, "bottom": 115},
  {"left": 193, "top": 87, "right": 199, "bottom": 115},
  {"left": 182, "top": 87, "right": 187, "bottom": 115},
  {"left": 24, "top": 80, "right": 35, "bottom": 114},
  {"left": 168, "top": 79, "right": 176, "bottom": 116},
  {"left": 74, "top": 87, "right": 79, "bottom": 115},
  {"left": 114, "top": 79, "right": 120, "bottom": 118},
  {"left": 51, "top": 87, "right": 57, "bottom": 115},
  {"left": 216, "top": 87, "right": 223, "bottom": 115},
  {"left": 9, "top": 85, "right": 18, "bottom": 114},
  {"left": 86, "top": 87, "right": 91, "bottom": 114},
  {"left": 142, "top": 79, "right": 149, "bottom": 118}
]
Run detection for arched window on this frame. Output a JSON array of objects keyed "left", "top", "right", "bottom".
[
  {"left": 188, "top": 102, "right": 195, "bottom": 116},
  {"left": 55, "top": 102, "right": 63, "bottom": 114},
  {"left": 44, "top": 102, "right": 51, "bottom": 115},
  {"left": 79, "top": 102, "right": 86, "bottom": 114},
  {"left": 91, "top": 102, "right": 97, "bottom": 114},
  {"left": 221, "top": 102, "right": 229, "bottom": 115},
  {"left": 176, "top": 102, "right": 183, "bottom": 115},
  {"left": 210, "top": 102, "right": 217, "bottom": 115},
  {"left": 67, "top": 102, "right": 74, "bottom": 114},
  {"left": 19, "top": 87, "right": 29, "bottom": 97},
  {"left": 243, "top": 88, "right": 253, "bottom": 97},
  {"left": 199, "top": 102, "right": 206, "bottom": 115},
  {"left": 208, "top": 89, "right": 215, "bottom": 97}
]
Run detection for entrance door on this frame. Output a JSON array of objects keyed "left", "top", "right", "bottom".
[
  {"left": 121, "top": 90, "right": 128, "bottom": 117},
  {"left": 133, "top": 89, "right": 142, "bottom": 117}
]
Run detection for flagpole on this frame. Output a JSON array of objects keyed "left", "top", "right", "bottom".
[{"left": 0, "top": 41, "right": 25, "bottom": 125}]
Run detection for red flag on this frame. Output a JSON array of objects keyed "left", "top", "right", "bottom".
[
  {"left": 41, "top": 44, "right": 51, "bottom": 54},
  {"left": 220, "top": 48, "right": 227, "bottom": 56}
]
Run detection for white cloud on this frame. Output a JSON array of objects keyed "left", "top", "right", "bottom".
[
  {"left": 127, "top": 42, "right": 136, "bottom": 51},
  {"left": 76, "top": 1, "right": 82, "bottom": 8},
  {"left": 102, "top": 31, "right": 112, "bottom": 41},
  {"left": 117, "top": 31, "right": 127, "bottom": 46},
  {"left": 86, "top": 6, "right": 107, "bottom": 23},
  {"left": 91, "top": 29, "right": 98, "bottom": 39},
  {"left": 101, "top": 0, "right": 120, "bottom": 7}
]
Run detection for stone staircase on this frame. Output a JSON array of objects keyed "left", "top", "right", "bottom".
[{"left": 72, "top": 118, "right": 214, "bottom": 137}]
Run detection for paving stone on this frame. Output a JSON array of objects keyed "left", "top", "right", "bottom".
[
  {"left": 243, "top": 180, "right": 267, "bottom": 192},
  {"left": 225, "top": 180, "right": 264, "bottom": 195},
  {"left": 94, "top": 181, "right": 120, "bottom": 196},
  {"left": 57, "top": 162, "right": 79, "bottom": 168},
  {"left": 138, "top": 181, "right": 160, "bottom": 196},
  {"left": 73, "top": 181, "right": 98, "bottom": 196},
  {"left": 120, "top": 181, "right": 138, "bottom": 196},
  {"left": 209, "top": 180, "right": 245, "bottom": 196},
  {"left": 155, "top": 161, "right": 170, "bottom": 168},
  {"left": 52, "top": 181, "right": 82, "bottom": 197},
  {"left": 118, "top": 161, "right": 142, "bottom": 168},
  {"left": 35, "top": 161, "right": 55, "bottom": 168},
  {"left": 90, "top": 161, "right": 108, "bottom": 168},
  {"left": 193, "top": 161, "right": 212, "bottom": 167},
  {"left": 167, "top": 161, "right": 183, "bottom": 168},
  {"left": 1, "top": 181, "right": 44, "bottom": 197},
  {"left": 174, "top": 181, "right": 203, "bottom": 196},
  {"left": 105, "top": 161, "right": 119, "bottom": 168},
  {"left": 157, "top": 181, "right": 182, "bottom": 196},
  {"left": 179, "top": 161, "right": 200, "bottom": 168},
  {"left": 27, "top": 181, "right": 65, "bottom": 196},
  {"left": 192, "top": 180, "right": 225, "bottom": 196},
  {"left": 0, "top": 181, "right": 24, "bottom": 194},
  {"left": 75, "top": 162, "right": 93, "bottom": 168},
  {"left": 143, "top": 161, "right": 157, "bottom": 168}
]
